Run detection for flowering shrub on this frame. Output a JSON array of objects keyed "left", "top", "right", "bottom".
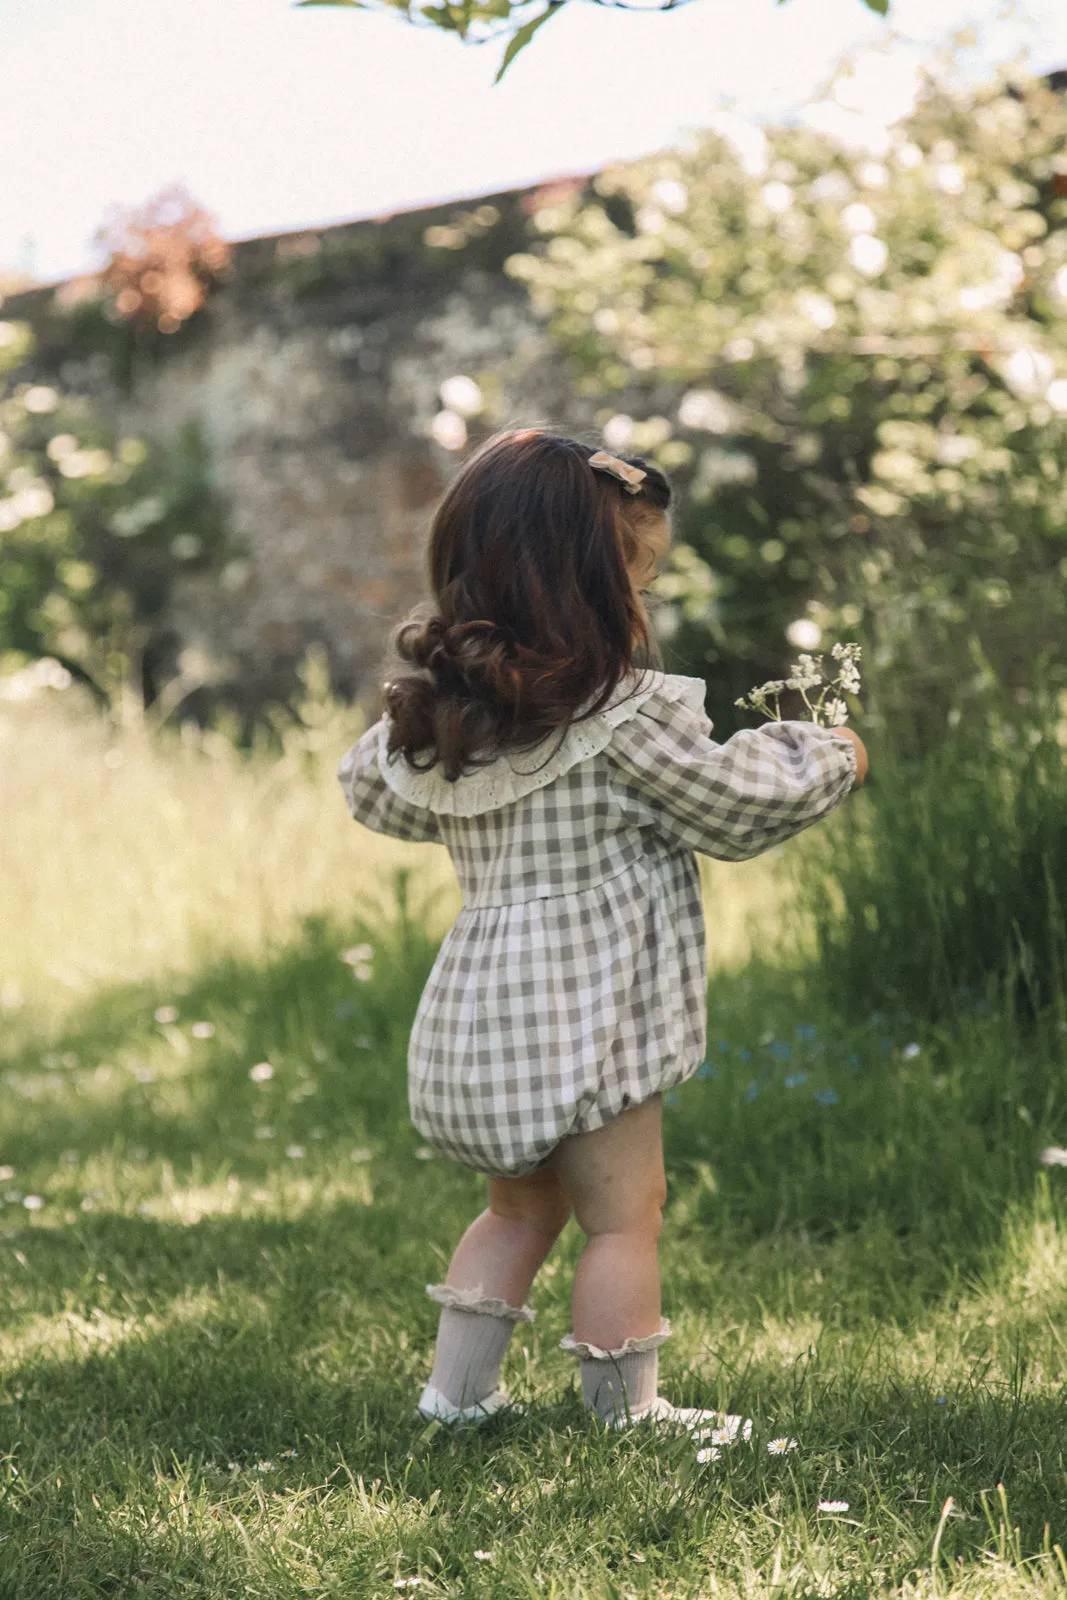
[{"left": 505, "top": 54, "right": 1067, "bottom": 735}]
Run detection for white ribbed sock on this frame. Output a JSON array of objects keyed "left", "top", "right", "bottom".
[
  {"left": 425, "top": 1284, "right": 535, "bottom": 1410},
  {"left": 560, "top": 1320, "right": 672, "bottom": 1424}
]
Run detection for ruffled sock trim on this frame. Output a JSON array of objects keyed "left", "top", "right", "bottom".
[
  {"left": 426, "top": 1283, "right": 536, "bottom": 1323},
  {"left": 559, "top": 1317, "right": 671, "bottom": 1361}
]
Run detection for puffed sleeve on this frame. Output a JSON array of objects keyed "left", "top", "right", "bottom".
[
  {"left": 606, "top": 690, "right": 857, "bottom": 862},
  {"left": 337, "top": 720, "right": 443, "bottom": 845}
]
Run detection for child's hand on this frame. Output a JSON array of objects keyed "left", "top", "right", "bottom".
[{"left": 831, "top": 727, "right": 867, "bottom": 786}]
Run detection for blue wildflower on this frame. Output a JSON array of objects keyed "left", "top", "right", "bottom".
[
  {"left": 813, "top": 1087, "right": 840, "bottom": 1106},
  {"left": 769, "top": 1041, "right": 791, "bottom": 1061},
  {"left": 846, "top": 1054, "right": 861, "bottom": 1068},
  {"left": 717, "top": 1040, "right": 731, "bottom": 1053},
  {"left": 936, "top": 1397, "right": 946, "bottom": 1405},
  {"left": 796, "top": 1024, "right": 818, "bottom": 1042},
  {"left": 880, "top": 1038, "right": 893, "bottom": 1051},
  {"left": 665, "top": 1092, "right": 680, "bottom": 1108},
  {"left": 740, "top": 1048, "right": 753, "bottom": 1062},
  {"left": 784, "top": 1073, "right": 808, "bottom": 1089},
  {"left": 745, "top": 1081, "right": 760, "bottom": 1101},
  {"left": 696, "top": 1061, "right": 717, "bottom": 1080}
]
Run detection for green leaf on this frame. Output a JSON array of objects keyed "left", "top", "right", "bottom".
[
  {"left": 862, "top": 0, "right": 890, "bottom": 13},
  {"left": 493, "top": 2, "right": 563, "bottom": 84}
]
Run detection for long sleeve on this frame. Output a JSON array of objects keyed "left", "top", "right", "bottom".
[
  {"left": 337, "top": 720, "right": 443, "bottom": 845},
  {"left": 606, "top": 693, "right": 857, "bottom": 863}
]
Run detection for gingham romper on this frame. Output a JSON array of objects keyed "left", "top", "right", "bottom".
[{"left": 337, "top": 668, "right": 857, "bottom": 1178}]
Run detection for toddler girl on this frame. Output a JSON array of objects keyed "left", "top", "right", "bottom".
[{"left": 338, "top": 429, "right": 866, "bottom": 1434}]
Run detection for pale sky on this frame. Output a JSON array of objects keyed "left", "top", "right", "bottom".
[{"left": 1, "top": 0, "right": 1066, "bottom": 286}]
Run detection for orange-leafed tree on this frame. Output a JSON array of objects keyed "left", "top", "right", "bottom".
[{"left": 93, "top": 183, "right": 233, "bottom": 335}]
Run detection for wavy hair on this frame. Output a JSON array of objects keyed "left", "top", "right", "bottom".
[{"left": 381, "top": 428, "right": 673, "bottom": 782}]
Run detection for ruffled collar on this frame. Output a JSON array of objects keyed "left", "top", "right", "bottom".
[{"left": 377, "top": 668, "right": 709, "bottom": 818}]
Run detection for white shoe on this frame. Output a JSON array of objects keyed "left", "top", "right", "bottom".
[
  {"left": 609, "top": 1398, "right": 753, "bottom": 1446},
  {"left": 416, "top": 1383, "right": 520, "bottom": 1424}
]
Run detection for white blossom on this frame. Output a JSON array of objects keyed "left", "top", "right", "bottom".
[
  {"left": 1047, "top": 380, "right": 1067, "bottom": 415},
  {"left": 841, "top": 202, "right": 877, "bottom": 234},
  {"left": 438, "top": 376, "right": 483, "bottom": 418},
  {"left": 786, "top": 619, "right": 822, "bottom": 649},
  {"left": 652, "top": 179, "right": 688, "bottom": 214},
  {"left": 935, "top": 163, "right": 965, "bottom": 195},
  {"left": 787, "top": 654, "right": 823, "bottom": 691},
  {"left": 761, "top": 182, "right": 794, "bottom": 214},
  {"left": 1003, "top": 348, "right": 1055, "bottom": 398},
  {"left": 430, "top": 410, "right": 467, "bottom": 451},
  {"left": 849, "top": 235, "right": 889, "bottom": 277}
]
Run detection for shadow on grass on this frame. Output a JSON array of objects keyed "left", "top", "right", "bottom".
[{"left": 3, "top": 898, "right": 1067, "bottom": 1590}]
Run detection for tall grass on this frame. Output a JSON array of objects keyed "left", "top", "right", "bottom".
[
  {"left": 0, "top": 685, "right": 788, "bottom": 1028},
  {"left": 795, "top": 693, "right": 1067, "bottom": 1028}
]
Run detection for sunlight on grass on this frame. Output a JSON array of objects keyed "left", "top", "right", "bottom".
[{"left": 0, "top": 692, "right": 789, "bottom": 1025}]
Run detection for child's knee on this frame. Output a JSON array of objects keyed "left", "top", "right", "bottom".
[
  {"left": 574, "top": 1176, "right": 665, "bottom": 1243},
  {"left": 488, "top": 1171, "right": 571, "bottom": 1241}
]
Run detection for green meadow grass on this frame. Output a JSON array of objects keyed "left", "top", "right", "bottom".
[{"left": 2, "top": 693, "right": 1067, "bottom": 1598}]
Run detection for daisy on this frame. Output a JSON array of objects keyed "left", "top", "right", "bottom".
[
  {"left": 818, "top": 1500, "right": 849, "bottom": 1513},
  {"left": 767, "top": 1437, "right": 798, "bottom": 1454}
]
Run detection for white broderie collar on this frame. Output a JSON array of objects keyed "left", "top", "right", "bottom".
[{"left": 377, "top": 669, "right": 710, "bottom": 818}]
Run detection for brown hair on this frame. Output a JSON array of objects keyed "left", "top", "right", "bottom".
[{"left": 382, "top": 428, "right": 673, "bottom": 781}]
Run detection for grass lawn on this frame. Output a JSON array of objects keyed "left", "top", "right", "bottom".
[{"left": 2, "top": 694, "right": 1067, "bottom": 1598}]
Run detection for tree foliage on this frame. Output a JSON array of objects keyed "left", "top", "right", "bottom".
[
  {"left": 295, "top": 0, "right": 889, "bottom": 83},
  {"left": 0, "top": 322, "right": 236, "bottom": 711},
  {"left": 93, "top": 183, "right": 233, "bottom": 336},
  {"left": 502, "top": 60, "right": 1067, "bottom": 737}
]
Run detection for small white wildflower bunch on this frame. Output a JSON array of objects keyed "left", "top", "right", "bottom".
[{"left": 735, "top": 642, "right": 862, "bottom": 727}]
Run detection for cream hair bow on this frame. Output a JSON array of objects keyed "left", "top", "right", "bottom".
[{"left": 588, "top": 450, "right": 647, "bottom": 495}]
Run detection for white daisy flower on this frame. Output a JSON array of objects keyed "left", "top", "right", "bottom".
[
  {"left": 818, "top": 1500, "right": 850, "bottom": 1513},
  {"left": 696, "top": 1446, "right": 722, "bottom": 1464},
  {"left": 154, "top": 1005, "right": 179, "bottom": 1024},
  {"left": 767, "top": 1437, "right": 798, "bottom": 1454},
  {"left": 191, "top": 1022, "right": 215, "bottom": 1040},
  {"left": 249, "top": 1062, "right": 274, "bottom": 1083},
  {"left": 473, "top": 1550, "right": 494, "bottom": 1560}
]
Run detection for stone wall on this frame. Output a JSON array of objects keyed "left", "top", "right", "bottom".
[{"left": 4, "top": 182, "right": 596, "bottom": 722}]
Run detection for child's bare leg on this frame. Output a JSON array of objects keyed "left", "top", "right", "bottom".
[
  {"left": 550, "top": 1096, "right": 669, "bottom": 1422},
  {"left": 445, "top": 1167, "right": 572, "bottom": 1306},
  {"left": 420, "top": 1167, "right": 570, "bottom": 1418},
  {"left": 550, "top": 1095, "right": 666, "bottom": 1347}
]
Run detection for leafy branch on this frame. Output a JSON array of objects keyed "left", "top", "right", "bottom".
[{"left": 295, "top": 0, "right": 891, "bottom": 80}]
